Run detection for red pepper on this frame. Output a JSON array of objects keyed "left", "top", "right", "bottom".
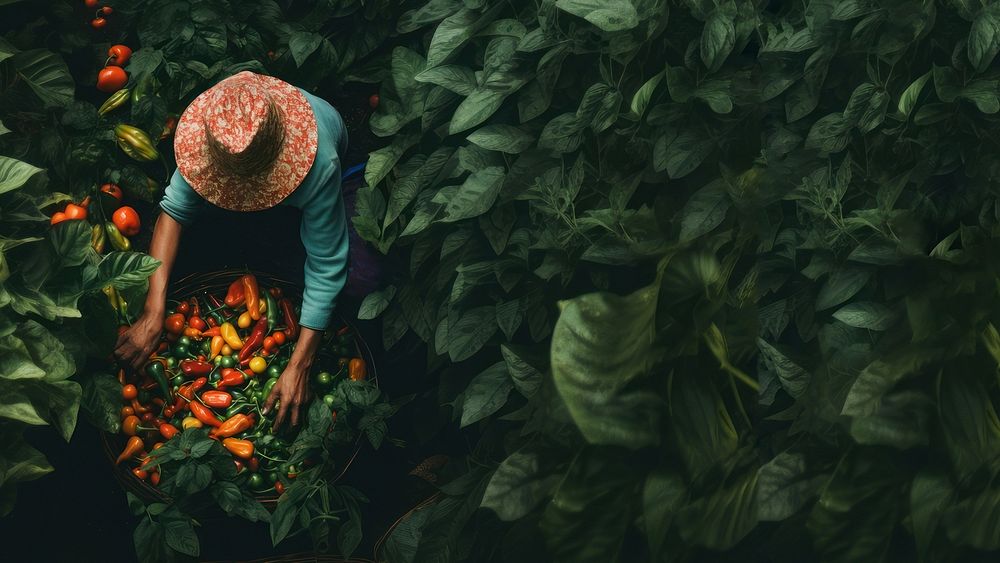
[
  {"left": 216, "top": 368, "right": 248, "bottom": 389},
  {"left": 243, "top": 275, "right": 261, "bottom": 321},
  {"left": 280, "top": 298, "right": 299, "bottom": 340},
  {"left": 159, "top": 423, "right": 179, "bottom": 440},
  {"left": 183, "top": 327, "right": 203, "bottom": 339},
  {"left": 207, "top": 316, "right": 219, "bottom": 328},
  {"left": 238, "top": 317, "right": 268, "bottom": 363},
  {"left": 201, "top": 390, "right": 232, "bottom": 408},
  {"left": 180, "top": 359, "right": 214, "bottom": 378},
  {"left": 116, "top": 436, "right": 144, "bottom": 464},
  {"left": 206, "top": 292, "right": 225, "bottom": 310},
  {"left": 225, "top": 279, "right": 245, "bottom": 308},
  {"left": 201, "top": 326, "right": 222, "bottom": 338},
  {"left": 132, "top": 467, "right": 148, "bottom": 481},
  {"left": 190, "top": 298, "right": 201, "bottom": 318},
  {"left": 188, "top": 400, "right": 222, "bottom": 427},
  {"left": 131, "top": 398, "right": 150, "bottom": 414},
  {"left": 188, "top": 316, "right": 207, "bottom": 331},
  {"left": 210, "top": 413, "right": 254, "bottom": 439}
]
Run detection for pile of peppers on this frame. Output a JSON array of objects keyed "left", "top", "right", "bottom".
[{"left": 112, "top": 274, "right": 369, "bottom": 496}]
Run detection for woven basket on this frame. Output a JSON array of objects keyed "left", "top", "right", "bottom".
[
  {"left": 102, "top": 268, "right": 378, "bottom": 508},
  {"left": 372, "top": 493, "right": 443, "bottom": 562}
]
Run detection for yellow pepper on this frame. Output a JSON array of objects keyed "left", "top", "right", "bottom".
[
  {"left": 221, "top": 322, "right": 243, "bottom": 350},
  {"left": 237, "top": 311, "right": 252, "bottom": 329},
  {"left": 209, "top": 335, "right": 225, "bottom": 360},
  {"left": 181, "top": 417, "right": 203, "bottom": 429}
]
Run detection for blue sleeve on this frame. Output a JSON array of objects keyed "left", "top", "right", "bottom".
[
  {"left": 160, "top": 169, "right": 206, "bottom": 226},
  {"left": 297, "top": 169, "right": 349, "bottom": 331}
]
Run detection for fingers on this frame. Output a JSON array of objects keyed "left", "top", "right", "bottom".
[
  {"left": 290, "top": 401, "right": 300, "bottom": 427},
  {"left": 114, "top": 331, "right": 129, "bottom": 350}
]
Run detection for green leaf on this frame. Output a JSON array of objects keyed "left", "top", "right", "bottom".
[
  {"left": 49, "top": 220, "right": 90, "bottom": 269},
  {"left": 288, "top": 31, "right": 324, "bottom": 67},
  {"left": 662, "top": 130, "right": 713, "bottom": 178},
  {"left": 96, "top": 252, "right": 161, "bottom": 290},
  {"left": 481, "top": 451, "right": 559, "bottom": 521},
  {"left": 460, "top": 361, "right": 513, "bottom": 427},
  {"left": 897, "top": 70, "right": 931, "bottom": 117},
  {"left": 677, "top": 466, "right": 758, "bottom": 549},
  {"left": 10, "top": 49, "right": 74, "bottom": 108},
  {"left": 832, "top": 301, "right": 899, "bottom": 330},
  {"left": 643, "top": 470, "right": 686, "bottom": 558},
  {"left": 438, "top": 166, "right": 505, "bottom": 223},
  {"left": 537, "top": 113, "right": 584, "bottom": 153},
  {"left": 81, "top": 371, "right": 123, "bottom": 434},
  {"left": 0, "top": 435, "right": 52, "bottom": 516},
  {"left": 0, "top": 156, "right": 44, "bottom": 195},
  {"left": 554, "top": 0, "right": 640, "bottom": 32},
  {"left": 679, "top": 179, "right": 730, "bottom": 241},
  {"left": 756, "top": 453, "right": 825, "bottom": 521},
  {"left": 0, "top": 334, "right": 44, "bottom": 380},
  {"left": 943, "top": 486, "right": 1000, "bottom": 550},
  {"left": 629, "top": 71, "right": 664, "bottom": 117},
  {"left": 756, "top": 338, "right": 809, "bottom": 399},
  {"left": 849, "top": 390, "right": 930, "bottom": 449},
  {"left": 501, "top": 344, "right": 542, "bottom": 398},
  {"left": 910, "top": 470, "right": 953, "bottom": 560},
  {"left": 449, "top": 88, "right": 511, "bottom": 134},
  {"left": 700, "top": 8, "right": 736, "bottom": 72},
  {"left": 815, "top": 267, "right": 871, "bottom": 311},
  {"left": 163, "top": 516, "right": 199, "bottom": 557},
  {"left": 448, "top": 306, "right": 497, "bottom": 361},
  {"left": 467, "top": 124, "right": 534, "bottom": 153},
  {"left": 415, "top": 64, "right": 477, "bottom": 96},
  {"left": 211, "top": 482, "right": 270, "bottom": 522},
  {"left": 551, "top": 273, "right": 662, "bottom": 448},
  {"left": 968, "top": 4, "right": 1000, "bottom": 73},
  {"left": 939, "top": 374, "right": 1000, "bottom": 479},
  {"left": 18, "top": 320, "right": 74, "bottom": 382},
  {"left": 358, "top": 286, "right": 396, "bottom": 320},
  {"left": 426, "top": 9, "right": 478, "bottom": 68},
  {"left": 669, "top": 369, "right": 738, "bottom": 474}
]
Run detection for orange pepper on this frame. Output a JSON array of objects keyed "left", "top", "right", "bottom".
[
  {"left": 222, "top": 438, "right": 254, "bottom": 459},
  {"left": 348, "top": 358, "right": 367, "bottom": 381},
  {"left": 242, "top": 275, "right": 261, "bottom": 321},
  {"left": 116, "top": 436, "right": 144, "bottom": 464},
  {"left": 209, "top": 335, "right": 225, "bottom": 359}
]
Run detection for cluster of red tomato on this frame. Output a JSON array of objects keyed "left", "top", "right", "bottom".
[
  {"left": 96, "top": 43, "right": 132, "bottom": 93},
  {"left": 50, "top": 183, "right": 141, "bottom": 252},
  {"left": 84, "top": 0, "right": 114, "bottom": 29}
]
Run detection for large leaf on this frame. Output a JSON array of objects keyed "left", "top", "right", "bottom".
[
  {"left": 0, "top": 156, "right": 44, "bottom": 195},
  {"left": 481, "top": 451, "right": 560, "bottom": 521},
  {"left": 10, "top": 49, "right": 74, "bottom": 108},
  {"left": 95, "top": 252, "right": 162, "bottom": 290},
  {"left": 551, "top": 272, "right": 662, "bottom": 449},
  {"left": 554, "top": 0, "right": 640, "bottom": 32},
  {"left": 459, "top": 361, "right": 513, "bottom": 427},
  {"left": 438, "top": 166, "right": 505, "bottom": 223}
]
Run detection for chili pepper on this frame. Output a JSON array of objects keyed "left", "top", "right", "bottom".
[
  {"left": 188, "top": 400, "right": 222, "bottom": 427},
  {"left": 150, "top": 469, "right": 161, "bottom": 486},
  {"left": 182, "top": 417, "right": 203, "bottom": 429},
  {"left": 158, "top": 423, "right": 178, "bottom": 440},
  {"left": 201, "top": 390, "right": 233, "bottom": 408},
  {"left": 188, "top": 316, "right": 206, "bottom": 331},
  {"left": 237, "top": 311, "right": 252, "bottom": 329},
  {"left": 132, "top": 467, "right": 148, "bottom": 481},
  {"left": 122, "top": 384, "right": 138, "bottom": 401},
  {"left": 183, "top": 327, "right": 203, "bottom": 339},
  {"left": 262, "top": 377, "right": 278, "bottom": 400},
  {"left": 336, "top": 325, "right": 351, "bottom": 337},
  {"left": 189, "top": 298, "right": 201, "bottom": 317},
  {"left": 222, "top": 438, "right": 254, "bottom": 459},
  {"left": 226, "top": 402, "right": 254, "bottom": 418},
  {"left": 116, "top": 436, "right": 144, "bottom": 464},
  {"left": 178, "top": 376, "right": 208, "bottom": 401},
  {"left": 221, "top": 322, "right": 243, "bottom": 350},
  {"left": 63, "top": 197, "right": 89, "bottom": 221},
  {"left": 98, "top": 88, "right": 130, "bottom": 116},
  {"left": 239, "top": 317, "right": 268, "bottom": 363},
  {"left": 140, "top": 412, "right": 155, "bottom": 423},
  {"left": 131, "top": 398, "right": 150, "bottom": 414},
  {"left": 209, "top": 335, "right": 225, "bottom": 360},
  {"left": 201, "top": 326, "right": 222, "bottom": 338},
  {"left": 225, "top": 279, "right": 245, "bottom": 308},
  {"left": 180, "top": 359, "right": 213, "bottom": 378},
  {"left": 112, "top": 206, "right": 141, "bottom": 236},
  {"left": 349, "top": 358, "right": 367, "bottom": 381},
  {"left": 265, "top": 292, "right": 279, "bottom": 333},
  {"left": 280, "top": 298, "right": 299, "bottom": 340},
  {"left": 145, "top": 360, "right": 172, "bottom": 401},
  {"left": 248, "top": 457, "right": 260, "bottom": 472},
  {"left": 91, "top": 223, "right": 106, "bottom": 253},
  {"left": 49, "top": 211, "right": 67, "bottom": 225},
  {"left": 216, "top": 368, "right": 248, "bottom": 389},
  {"left": 207, "top": 292, "right": 225, "bottom": 310},
  {"left": 207, "top": 315, "right": 219, "bottom": 328},
  {"left": 275, "top": 481, "right": 286, "bottom": 495},
  {"left": 269, "top": 287, "right": 282, "bottom": 299},
  {"left": 122, "top": 415, "right": 144, "bottom": 436},
  {"left": 243, "top": 275, "right": 261, "bottom": 321},
  {"left": 117, "top": 368, "right": 126, "bottom": 385},
  {"left": 163, "top": 405, "right": 176, "bottom": 418},
  {"left": 115, "top": 124, "right": 160, "bottom": 161},
  {"left": 105, "top": 222, "right": 131, "bottom": 251},
  {"left": 120, "top": 406, "right": 134, "bottom": 419},
  {"left": 211, "top": 413, "right": 254, "bottom": 439},
  {"left": 160, "top": 115, "right": 178, "bottom": 140}
]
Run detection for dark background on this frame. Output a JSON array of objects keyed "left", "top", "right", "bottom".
[{"left": 0, "top": 88, "right": 454, "bottom": 562}]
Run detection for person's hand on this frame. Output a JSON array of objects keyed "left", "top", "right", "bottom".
[
  {"left": 263, "top": 362, "right": 312, "bottom": 429},
  {"left": 114, "top": 312, "right": 163, "bottom": 371}
]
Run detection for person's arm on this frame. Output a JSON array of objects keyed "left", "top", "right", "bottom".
[
  {"left": 264, "top": 148, "right": 349, "bottom": 428},
  {"left": 114, "top": 170, "right": 204, "bottom": 370}
]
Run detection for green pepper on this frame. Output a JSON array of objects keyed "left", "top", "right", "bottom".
[
  {"left": 265, "top": 292, "right": 279, "bottom": 333},
  {"left": 166, "top": 357, "right": 176, "bottom": 368},
  {"left": 131, "top": 74, "right": 152, "bottom": 105},
  {"left": 146, "top": 360, "right": 172, "bottom": 401},
  {"left": 173, "top": 344, "right": 188, "bottom": 358},
  {"left": 267, "top": 365, "right": 281, "bottom": 379},
  {"left": 262, "top": 377, "right": 278, "bottom": 399},
  {"left": 105, "top": 222, "right": 131, "bottom": 251},
  {"left": 178, "top": 336, "right": 191, "bottom": 347},
  {"left": 220, "top": 355, "right": 236, "bottom": 369},
  {"left": 172, "top": 375, "right": 185, "bottom": 387},
  {"left": 98, "top": 88, "right": 130, "bottom": 116},
  {"left": 226, "top": 402, "right": 253, "bottom": 418},
  {"left": 248, "top": 473, "right": 267, "bottom": 491},
  {"left": 115, "top": 124, "right": 160, "bottom": 161}
]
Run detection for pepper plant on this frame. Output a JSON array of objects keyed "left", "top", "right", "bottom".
[{"left": 358, "top": 0, "right": 1000, "bottom": 561}]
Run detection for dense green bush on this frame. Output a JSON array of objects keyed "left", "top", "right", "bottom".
[{"left": 359, "top": 1, "right": 1000, "bottom": 561}]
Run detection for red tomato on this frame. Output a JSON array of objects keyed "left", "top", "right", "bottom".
[
  {"left": 164, "top": 313, "right": 185, "bottom": 335},
  {"left": 175, "top": 301, "right": 190, "bottom": 315},
  {"left": 107, "top": 44, "right": 132, "bottom": 66},
  {"left": 85, "top": 0, "right": 99, "bottom": 8},
  {"left": 262, "top": 336, "right": 275, "bottom": 351},
  {"left": 49, "top": 211, "right": 67, "bottom": 225},
  {"left": 272, "top": 331, "right": 286, "bottom": 346},
  {"left": 101, "top": 183, "right": 123, "bottom": 201},
  {"left": 369, "top": 94, "right": 379, "bottom": 109},
  {"left": 188, "top": 316, "right": 207, "bottom": 331},
  {"left": 122, "top": 384, "right": 138, "bottom": 400},
  {"left": 112, "top": 206, "right": 141, "bottom": 236},
  {"left": 96, "top": 66, "right": 127, "bottom": 92},
  {"left": 275, "top": 481, "right": 285, "bottom": 495},
  {"left": 101, "top": 6, "right": 113, "bottom": 15},
  {"left": 90, "top": 17, "right": 107, "bottom": 29}
]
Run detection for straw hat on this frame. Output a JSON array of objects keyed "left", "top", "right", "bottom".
[{"left": 174, "top": 71, "right": 318, "bottom": 211}]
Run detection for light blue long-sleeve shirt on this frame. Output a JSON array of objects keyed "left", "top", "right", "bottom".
[{"left": 160, "top": 89, "right": 349, "bottom": 331}]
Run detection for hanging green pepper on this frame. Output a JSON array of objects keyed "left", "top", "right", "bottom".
[
  {"left": 115, "top": 124, "right": 160, "bottom": 161},
  {"left": 105, "top": 222, "right": 131, "bottom": 251},
  {"left": 91, "top": 223, "right": 106, "bottom": 253},
  {"left": 131, "top": 74, "right": 153, "bottom": 105},
  {"left": 145, "top": 359, "right": 172, "bottom": 401},
  {"left": 98, "top": 87, "right": 130, "bottom": 116},
  {"left": 265, "top": 291, "right": 278, "bottom": 333}
]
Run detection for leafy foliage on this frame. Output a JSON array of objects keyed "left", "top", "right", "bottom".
[{"left": 357, "top": 0, "right": 1000, "bottom": 561}]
